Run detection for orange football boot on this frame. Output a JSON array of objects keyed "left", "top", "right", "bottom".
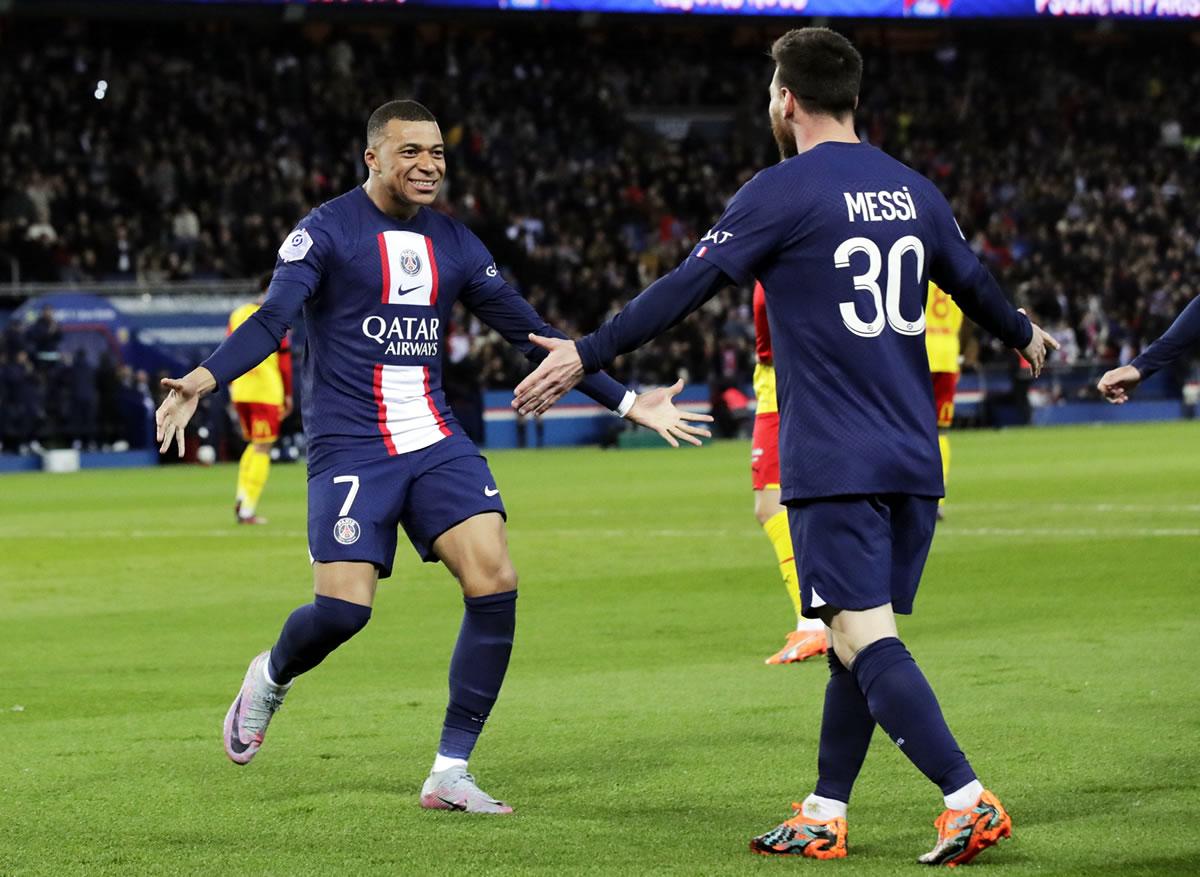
[
  {"left": 750, "top": 803, "right": 847, "bottom": 858},
  {"left": 765, "top": 629, "right": 828, "bottom": 664},
  {"left": 918, "top": 789, "right": 1012, "bottom": 867}
]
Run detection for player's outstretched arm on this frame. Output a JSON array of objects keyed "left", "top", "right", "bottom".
[
  {"left": 513, "top": 258, "right": 730, "bottom": 416},
  {"left": 156, "top": 367, "right": 216, "bottom": 457},
  {"left": 1099, "top": 294, "right": 1200, "bottom": 403},
  {"left": 514, "top": 337, "right": 712, "bottom": 444}
]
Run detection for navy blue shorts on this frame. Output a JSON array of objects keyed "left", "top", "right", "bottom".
[
  {"left": 787, "top": 494, "right": 938, "bottom": 617},
  {"left": 307, "top": 437, "right": 506, "bottom": 578}
]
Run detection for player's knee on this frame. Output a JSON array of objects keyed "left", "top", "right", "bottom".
[
  {"left": 458, "top": 558, "right": 518, "bottom": 596},
  {"left": 314, "top": 594, "right": 372, "bottom": 639}
]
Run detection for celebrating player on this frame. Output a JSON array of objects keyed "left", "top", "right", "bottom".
[
  {"left": 752, "top": 281, "right": 827, "bottom": 665},
  {"left": 228, "top": 273, "right": 293, "bottom": 525},
  {"left": 512, "top": 28, "right": 1057, "bottom": 865},
  {"left": 154, "top": 100, "right": 711, "bottom": 814},
  {"left": 925, "top": 282, "right": 965, "bottom": 520},
  {"left": 1098, "top": 294, "right": 1200, "bottom": 403}
]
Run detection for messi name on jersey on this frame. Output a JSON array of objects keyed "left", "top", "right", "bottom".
[
  {"left": 844, "top": 187, "right": 919, "bottom": 223},
  {"left": 362, "top": 315, "right": 441, "bottom": 357}
]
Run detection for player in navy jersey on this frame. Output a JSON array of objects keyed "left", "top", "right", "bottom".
[
  {"left": 1098, "top": 294, "right": 1200, "bottom": 403},
  {"left": 514, "top": 28, "right": 1058, "bottom": 865},
  {"left": 154, "top": 100, "right": 711, "bottom": 814}
]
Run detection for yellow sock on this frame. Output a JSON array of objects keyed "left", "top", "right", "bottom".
[
  {"left": 939, "top": 433, "right": 951, "bottom": 505},
  {"left": 236, "top": 445, "right": 254, "bottom": 505},
  {"left": 241, "top": 448, "right": 271, "bottom": 516},
  {"left": 763, "top": 510, "right": 804, "bottom": 622}
]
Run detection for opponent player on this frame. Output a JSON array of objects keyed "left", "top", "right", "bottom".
[
  {"left": 228, "top": 273, "right": 293, "bottom": 525},
  {"left": 1098, "top": 294, "right": 1200, "bottom": 403},
  {"left": 752, "top": 281, "right": 827, "bottom": 664},
  {"left": 154, "top": 100, "right": 710, "bottom": 814},
  {"left": 512, "top": 28, "right": 1057, "bottom": 865},
  {"left": 925, "top": 282, "right": 964, "bottom": 520}
]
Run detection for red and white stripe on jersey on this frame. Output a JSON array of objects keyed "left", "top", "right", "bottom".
[
  {"left": 377, "top": 230, "right": 439, "bottom": 306},
  {"left": 372, "top": 364, "right": 452, "bottom": 455}
]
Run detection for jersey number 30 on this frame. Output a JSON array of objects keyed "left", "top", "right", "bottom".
[{"left": 834, "top": 235, "right": 926, "bottom": 338}]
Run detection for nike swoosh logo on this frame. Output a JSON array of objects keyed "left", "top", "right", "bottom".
[
  {"left": 228, "top": 695, "right": 251, "bottom": 754},
  {"left": 483, "top": 486, "right": 500, "bottom": 497},
  {"left": 437, "top": 796, "right": 467, "bottom": 811},
  {"left": 396, "top": 285, "right": 423, "bottom": 296}
]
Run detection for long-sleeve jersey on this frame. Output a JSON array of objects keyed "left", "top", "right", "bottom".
[
  {"left": 204, "top": 186, "right": 631, "bottom": 473},
  {"left": 1131, "top": 295, "right": 1200, "bottom": 379},
  {"left": 576, "top": 141, "right": 1031, "bottom": 502},
  {"left": 227, "top": 302, "right": 291, "bottom": 406}
]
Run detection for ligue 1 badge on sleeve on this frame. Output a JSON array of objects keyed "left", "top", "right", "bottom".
[
  {"left": 278, "top": 228, "right": 314, "bottom": 262},
  {"left": 334, "top": 516, "right": 361, "bottom": 545},
  {"left": 398, "top": 249, "right": 422, "bottom": 276}
]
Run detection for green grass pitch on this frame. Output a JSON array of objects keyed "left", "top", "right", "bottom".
[{"left": 3, "top": 422, "right": 1199, "bottom": 875}]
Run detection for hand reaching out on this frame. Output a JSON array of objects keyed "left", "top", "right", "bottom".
[
  {"left": 1018, "top": 309, "right": 1060, "bottom": 379},
  {"left": 1096, "top": 364, "right": 1142, "bottom": 404},
  {"left": 624, "top": 379, "right": 714, "bottom": 448}
]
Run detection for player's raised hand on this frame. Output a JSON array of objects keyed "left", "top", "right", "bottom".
[
  {"left": 1017, "top": 309, "right": 1060, "bottom": 379},
  {"left": 624, "top": 379, "right": 714, "bottom": 448},
  {"left": 155, "top": 368, "right": 215, "bottom": 457},
  {"left": 1097, "top": 364, "right": 1142, "bottom": 404},
  {"left": 513, "top": 334, "right": 585, "bottom": 416}
]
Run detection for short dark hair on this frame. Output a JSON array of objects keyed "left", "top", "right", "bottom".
[
  {"left": 770, "top": 28, "right": 862, "bottom": 120},
  {"left": 366, "top": 100, "right": 438, "bottom": 146}
]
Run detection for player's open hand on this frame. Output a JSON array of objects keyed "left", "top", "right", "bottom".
[
  {"left": 155, "top": 376, "right": 202, "bottom": 457},
  {"left": 625, "top": 379, "right": 714, "bottom": 448},
  {"left": 1018, "top": 309, "right": 1060, "bottom": 379},
  {"left": 1097, "top": 364, "right": 1142, "bottom": 404},
  {"left": 513, "top": 334, "right": 585, "bottom": 416}
]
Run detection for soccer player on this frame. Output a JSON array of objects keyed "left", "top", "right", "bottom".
[
  {"left": 154, "top": 100, "right": 710, "bottom": 814},
  {"left": 1098, "top": 294, "right": 1200, "bottom": 403},
  {"left": 752, "top": 281, "right": 827, "bottom": 665},
  {"left": 512, "top": 28, "right": 1058, "bottom": 865},
  {"left": 925, "top": 282, "right": 964, "bottom": 520},
  {"left": 228, "top": 273, "right": 293, "bottom": 525}
]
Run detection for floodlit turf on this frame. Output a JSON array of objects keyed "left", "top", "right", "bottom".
[{"left": 3, "top": 422, "right": 1200, "bottom": 876}]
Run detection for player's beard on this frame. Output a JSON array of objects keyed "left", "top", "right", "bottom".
[{"left": 771, "top": 110, "right": 798, "bottom": 160}]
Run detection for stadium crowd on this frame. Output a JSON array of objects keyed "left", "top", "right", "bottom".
[
  {"left": 0, "top": 305, "right": 157, "bottom": 453},
  {"left": 0, "top": 16, "right": 1196, "bottom": 450}
]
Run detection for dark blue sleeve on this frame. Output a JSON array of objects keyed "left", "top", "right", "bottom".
[
  {"left": 924, "top": 182, "right": 1032, "bottom": 350},
  {"left": 456, "top": 228, "right": 630, "bottom": 411},
  {"left": 686, "top": 169, "right": 793, "bottom": 288},
  {"left": 1132, "top": 295, "right": 1200, "bottom": 379},
  {"left": 201, "top": 212, "right": 335, "bottom": 388},
  {"left": 201, "top": 280, "right": 308, "bottom": 389},
  {"left": 575, "top": 257, "right": 729, "bottom": 374}
]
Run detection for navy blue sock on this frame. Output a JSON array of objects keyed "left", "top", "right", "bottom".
[
  {"left": 438, "top": 590, "right": 517, "bottom": 760},
  {"left": 851, "top": 637, "right": 976, "bottom": 796},
  {"left": 267, "top": 594, "right": 372, "bottom": 685},
  {"left": 814, "top": 650, "right": 876, "bottom": 803}
]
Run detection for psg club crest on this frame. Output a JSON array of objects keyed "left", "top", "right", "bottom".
[
  {"left": 334, "top": 517, "right": 361, "bottom": 545},
  {"left": 398, "top": 249, "right": 422, "bottom": 276}
]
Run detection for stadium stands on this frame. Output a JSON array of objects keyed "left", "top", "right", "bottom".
[{"left": 0, "top": 13, "right": 1196, "bottom": 451}]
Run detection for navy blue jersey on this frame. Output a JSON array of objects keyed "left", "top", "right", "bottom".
[
  {"left": 577, "top": 142, "right": 1030, "bottom": 502},
  {"left": 205, "top": 186, "right": 630, "bottom": 472}
]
